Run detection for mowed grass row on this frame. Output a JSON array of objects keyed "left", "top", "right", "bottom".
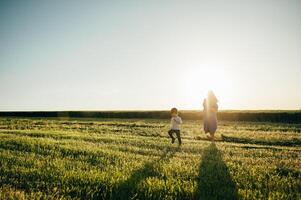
[
  {"left": 1, "top": 118, "right": 300, "bottom": 146},
  {"left": 0, "top": 118, "right": 300, "bottom": 199}
]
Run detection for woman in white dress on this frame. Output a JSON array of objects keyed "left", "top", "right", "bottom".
[{"left": 203, "top": 90, "right": 218, "bottom": 141}]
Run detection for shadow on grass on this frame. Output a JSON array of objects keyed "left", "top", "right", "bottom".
[
  {"left": 221, "top": 134, "right": 301, "bottom": 147},
  {"left": 195, "top": 143, "right": 238, "bottom": 200},
  {"left": 111, "top": 146, "right": 178, "bottom": 200}
]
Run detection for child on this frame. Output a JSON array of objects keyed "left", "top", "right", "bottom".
[{"left": 168, "top": 108, "right": 183, "bottom": 145}]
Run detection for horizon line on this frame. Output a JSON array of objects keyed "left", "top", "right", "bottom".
[{"left": 1, "top": 109, "right": 301, "bottom": 112}]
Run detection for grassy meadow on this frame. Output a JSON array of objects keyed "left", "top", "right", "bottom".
[{"left": 0, "top": 117, "right": 300, "bottom": 199}]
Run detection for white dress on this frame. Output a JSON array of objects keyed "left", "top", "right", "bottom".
[{"left": 203, "top": 99, "right": 218, "bottom": 134}]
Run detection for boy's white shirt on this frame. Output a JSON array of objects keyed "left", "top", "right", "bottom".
[{"left": 170, "top": 116, "right": 182, "bottom": 130}]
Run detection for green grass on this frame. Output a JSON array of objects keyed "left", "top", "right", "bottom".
[{"left": 0, "top": 117, "right": 300, "bottom": 199}]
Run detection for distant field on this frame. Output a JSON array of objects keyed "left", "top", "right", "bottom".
[
  {"left": 0, "top": 117, "right": 300, "bottom": 199},
  {"left": 1, "top": 110, "right": 301, "bottom": 123}
]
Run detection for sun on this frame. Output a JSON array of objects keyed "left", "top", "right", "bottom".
[{"left": 180, "top": 64, "right": 233, "bottom": 109}]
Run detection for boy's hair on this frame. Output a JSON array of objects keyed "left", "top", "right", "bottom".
[{"left": 171, "top": 107, "right": 178, "bottom": 114}]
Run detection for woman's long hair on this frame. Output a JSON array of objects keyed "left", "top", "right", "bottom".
[{"left": 207, "top": 90, "right": 218, "bottom": 105}]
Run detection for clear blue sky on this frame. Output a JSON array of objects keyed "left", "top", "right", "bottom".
[{"left": 1, "top": 0, "right": 300, "bottom": 111}]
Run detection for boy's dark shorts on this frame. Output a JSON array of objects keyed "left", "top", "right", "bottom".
[{"left": 168, "top": 129, "right": 182, "bottom": 144}]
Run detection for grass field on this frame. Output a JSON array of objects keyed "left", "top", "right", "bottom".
[{"left": 0, "top": 117, "right": 300, "bottom": 199}]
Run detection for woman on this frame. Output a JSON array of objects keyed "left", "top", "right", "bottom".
[{"left": 203, "top": 90, "right": 218, "bottom": 141}]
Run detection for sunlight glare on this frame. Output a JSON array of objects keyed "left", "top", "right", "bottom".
[{"left": 181, "top": 64, "right": 233, "bottom": 109}]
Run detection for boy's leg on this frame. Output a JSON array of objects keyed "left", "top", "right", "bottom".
[
  {"left": 168, "top": 130, "right": 175, "bottom": 143},
  {"left": 175, "top": 130, "right": 182, "bottom": 145}
]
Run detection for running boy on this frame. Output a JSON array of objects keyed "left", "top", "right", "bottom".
[{"left": 168, "top": 108, "right": 183, "bottom": 145}]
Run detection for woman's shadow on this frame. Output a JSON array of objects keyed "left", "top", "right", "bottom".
[{"left": 195, "top": 143, "right": 238, "bottom": 200}]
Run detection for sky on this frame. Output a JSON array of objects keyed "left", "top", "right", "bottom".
[{"left": 0, "top": 0, "right": 300, "bottom": 111}]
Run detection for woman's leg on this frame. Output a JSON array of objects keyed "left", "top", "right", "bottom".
[{"left": 209, "top": 132, "right": 215, "bottom": 142}]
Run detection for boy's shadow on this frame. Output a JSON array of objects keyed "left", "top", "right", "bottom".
[
  {"left": 195, "top": 143, "right": 238, "bottom": 200},
  {"left": 111, "top": 146, "right": 178, "bottom": 200}
]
